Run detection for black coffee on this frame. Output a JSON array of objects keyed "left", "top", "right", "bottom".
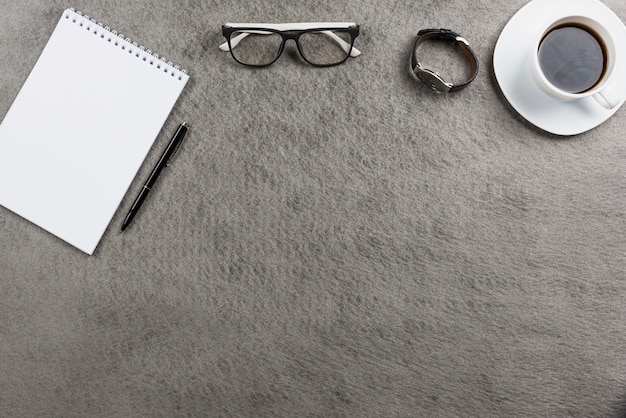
[{"left": 538, "top": 24, "right": 606, "bottom": 94}]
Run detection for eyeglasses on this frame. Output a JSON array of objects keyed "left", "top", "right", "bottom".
[{"left": 220, "top": 23, "right": 361, "bottom": 67}]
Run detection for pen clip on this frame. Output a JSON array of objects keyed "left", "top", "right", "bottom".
[
  {"left": 168, "top": 137, "right": 185, "bottom": 163},
  {"left": 166, "top": 124, "right": 188, "bottom": 165}
]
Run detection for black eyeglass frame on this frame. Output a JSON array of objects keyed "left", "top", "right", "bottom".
[{"left": 222, "top": 25, "right": 360, "bottom": 68}]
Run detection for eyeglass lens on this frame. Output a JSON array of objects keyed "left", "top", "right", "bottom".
[
  {"left": 229, "top": 29, "right": 353, "bottom": 66},
  {"left": 298, "top": 30, "right": 352, "bottom": 65},
  {"left": 230, "top": 30, "right": 283, "bottom": 66}
]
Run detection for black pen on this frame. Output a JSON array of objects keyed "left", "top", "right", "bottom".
[{"left": 120, "top": 122, "right": 188, "bottom": 232}]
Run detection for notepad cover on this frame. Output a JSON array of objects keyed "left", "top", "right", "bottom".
[{"left": 0, "top": 9, "right": 189, "bottom": 254}]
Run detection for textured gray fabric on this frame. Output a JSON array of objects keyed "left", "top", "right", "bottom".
[{"left": 1, "top": 0, "right": 626, "bottom": 416}]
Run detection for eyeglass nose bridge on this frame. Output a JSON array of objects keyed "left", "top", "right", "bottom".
[
  {"left": 277, "top": 33, "right": 308, "bottom": 62},
  {"left": 279, "top": 31, "right": 302, "bottom": 41},
  {"left": 280, "top": 32, "right": 304, "bottom": 54}
]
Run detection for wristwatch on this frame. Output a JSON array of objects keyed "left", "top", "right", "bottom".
[{"left": 410, "top": 28, "right": 479, "bottom": 93}]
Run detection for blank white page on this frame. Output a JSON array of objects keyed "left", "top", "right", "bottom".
[{"left": 0, "top": 9, "right": 189, "bottom": 254}]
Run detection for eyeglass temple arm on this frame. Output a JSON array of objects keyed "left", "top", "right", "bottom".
[
  {"left": 219, "top": 30, "right": 362, "bottom": 57},
  {"left": 322, "top": 31, "right": 361, "bottom": 57},
  {"left": 218, "top": 30, "right": 272, "bottom": 50}
]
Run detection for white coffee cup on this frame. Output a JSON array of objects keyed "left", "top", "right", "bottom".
[{"left": 532, "top": 15, "right": 620, "bottom": 109}]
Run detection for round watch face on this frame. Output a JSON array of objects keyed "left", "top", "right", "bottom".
[{"left": 416, "top": 69, "right": 452, "bottom": 92}]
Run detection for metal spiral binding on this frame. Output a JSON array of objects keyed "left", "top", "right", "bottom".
[{"left": 66, "top": 8, "right": 188, "bottom": 80}]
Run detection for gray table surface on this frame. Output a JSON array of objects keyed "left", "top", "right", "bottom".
[{"left": 1, "top": 0, "right": 625, "bottom": 416}]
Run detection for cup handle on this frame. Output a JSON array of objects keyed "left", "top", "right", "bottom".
[{"left": 593, "top": 88, "right": 621, "bottom": 110}]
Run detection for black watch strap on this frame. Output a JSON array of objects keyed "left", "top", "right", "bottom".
[{"left": 411, "top": 28, "right": 479, "bottom": 92}]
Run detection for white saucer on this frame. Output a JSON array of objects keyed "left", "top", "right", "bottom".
[{"left": 493, "top": 0, "right": 626, "bottom": 135}]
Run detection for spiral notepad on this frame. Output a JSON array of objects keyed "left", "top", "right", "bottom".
[{"left": 0, "top": 8, "right": 189, "bottom": 254}]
